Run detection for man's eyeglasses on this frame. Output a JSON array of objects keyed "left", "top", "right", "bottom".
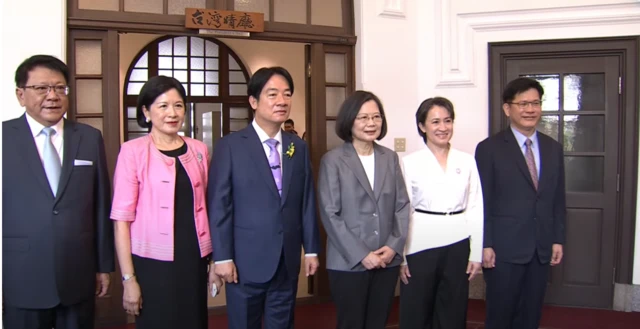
[
  {"left": 508, "top": 101, "right": 542, "bottom": 110},
  {"left": 22, "top": 85, "right": 70, "bottom": 96}
]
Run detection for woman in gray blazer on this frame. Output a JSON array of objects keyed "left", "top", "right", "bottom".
[{"left": 318, "top": 90, "right": 410, "bottom": 329}]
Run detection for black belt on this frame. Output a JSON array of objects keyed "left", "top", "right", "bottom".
[{"left": 415, "top": 209, "right": 465, "bottom": 216}]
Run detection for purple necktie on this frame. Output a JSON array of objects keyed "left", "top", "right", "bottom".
[{"left": 265, "top": 139, "right": 282, "bottom": 196}]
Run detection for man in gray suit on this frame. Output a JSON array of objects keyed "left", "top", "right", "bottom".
[
  {"left": 2, "top": 55, "right": 114, "bottom": 329},
  {"left": 318, "top": 91, "right": 410, "bottom": 329}
]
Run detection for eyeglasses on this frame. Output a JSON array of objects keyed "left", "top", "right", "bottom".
[
  {"left": 355, "top": 114, "right": 383, "bottom": 123},
  {"left": 509, "top": 101, "right": 542, "bottom": 109},
  {"left": 22, "top": 85, "right": 70, "bottom": 96}
]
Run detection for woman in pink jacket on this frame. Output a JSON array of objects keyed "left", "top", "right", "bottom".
[{"left": 111, "top": 75, "right": 221, "bottom": 329}]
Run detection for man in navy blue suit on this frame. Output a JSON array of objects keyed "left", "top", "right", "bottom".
[{"left": 207, "top": 66, "right": 320, "bottom": 329}]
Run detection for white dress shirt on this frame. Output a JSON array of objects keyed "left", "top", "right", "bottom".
[
  {"left": 215, "top": 121, "right": 315, "bottom": 264},
  {"left": 357, "top": 153, "right": 375, "bottom": 190},
  {"left": 401, "top": 146, "right": 484, "bottom": 263},
  {"left": 25, "top": 113, "right": 64, "bottom": 165}
]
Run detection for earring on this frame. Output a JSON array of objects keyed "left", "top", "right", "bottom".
[{"left": 145, "top": 117, "right": 150, "bottom": 123}]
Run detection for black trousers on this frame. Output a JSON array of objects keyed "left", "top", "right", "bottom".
[
  {"left": 3, "top": 299, "right": 95, "bottom": 329},
  {"left": 328, "top": 266, "right": 399, "bottom": 329},
  {"left": 399, "top": 238, "right": 470, "bottom": 329},
  {"left": 483, "top": 252, "right": 549, "bottom": 329}
]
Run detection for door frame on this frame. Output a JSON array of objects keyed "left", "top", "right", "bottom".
[{"left": 488, "top": 36, "right": 639, "bottom": 285}]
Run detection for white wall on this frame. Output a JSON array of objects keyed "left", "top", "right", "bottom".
[
  {"left": 355, "top": 0, "right": 640, "bottom": 284},
  {"left": 1, "top": 0, "right": 67, "bottom": 121}
]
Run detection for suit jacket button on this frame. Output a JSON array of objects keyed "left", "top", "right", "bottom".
[
  {"left": 194, "top": 181, "right": 201, "bottom": 188},
  {"left": 53, "top": 210, "right": 59, "bottom": 215}
]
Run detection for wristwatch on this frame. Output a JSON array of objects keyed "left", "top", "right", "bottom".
[{"left": 122, "top": 273, "right": 136, "bottom": 282}]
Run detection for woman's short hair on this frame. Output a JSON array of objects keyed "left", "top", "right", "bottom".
[
  {"left": 415, "top": 97, "right": 455, "bottom": 143},
  {"left": 136, "top": 75, "right": 187, "bottom": 129},
  {"left": 335, "top": 90, "right": 388, "bottom": 142}
]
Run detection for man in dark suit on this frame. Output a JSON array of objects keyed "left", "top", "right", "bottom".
[
  {"left": 475, "top": 77, "right": 566, "bottom": 329},
  {"left": 2, "top": 55, "right": 114, "bottom": 329},
  {"left": 207, "top": 66, "right": 320, "bottom": 329}
]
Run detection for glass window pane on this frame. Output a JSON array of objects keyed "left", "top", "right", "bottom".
[
  {"left": 565, "top": 156, "right": 604, "bottom": 192},
  {"left": 274, "top": 0, "right": 306, "bottom": 24},
  {"left": 229, "top": 71, "right": 246, "bottom": 83},
  {"left": 325, "top": 53, "right": 346, "bottom": 84},
  {"left": 135, "top": 52, "right": 148, "bottom": 68},
  {"left": 229, "top": 84, "right": 247, "bottom": 96},
  {"left": 159, "top": 40, "right": 173, "bottom": 56},
  {"left": 127, "top": 82, "right": 145, "bottom": 95},
  {"left": 159, "top": 70, "right": 173, "bottom": 77},
  {"left": 234, "top": 0, "right": 270, "bottom": 21},
  {"left": 182, "top": 83, "right": 189, "bottom": 95},
  {"left": 563, "top": 115, "right": 604, "bottom": 152},
  {"left": 564, "top": 74, "right": 605, "bottom": 111},
  {"left": 326, "top": 87, "right": 346, "bottom": 117},
  {"left": 127, "top": 107, "right": 137, "bottom": 119},
  {"left": 128, "top": 119, "right": 146, "bottom": 132},
  {"left": 206, "top": 41, "right": 219, "bottom": 57},
  {"left": 174, "top": 70, "right": 188, "bottom": 83},
  {"left": 75, "top": 40, "right": 102, "bottom": 75},
  {"left": 537, "top": 115, "right": 559, "bottom": 142},
  {"left": 205, "top": 71, "right": 219, "bottom": 83},
  {"left": 174, "top": 57, "right": 188, "bottom": 69},
  {"left": 76, "top": 79, "right": 102, "bottom": 114},
  {"left": 125, "top": 0, "right": 163, "bottom": 13},
  {"left": 159, "top": 56, "right": 172, "bottom": 69},
  {"left": 191, "top": 71, "right": 204, "bottom": 83},
  {"left": 129, "top": 69, "right": 148, "bottom": 82},
  {"left": 191, "top": 84, "right": 204, "bottom": 96},
  {"left": 174, "top": 37, "right": 188, "bottom": 56},
  {"left": 206, "top": 58, "right": 219, "bottom": 70},
  {"left": 191, "top": 58, "right": 204, "bottom": 70},
  {"left": 230, "top": 107, "right": 249, "bottom": 119},
  {"left": 206, "top": 84, "right": 219, "bottom": 96},
  {"left": 230, "top": 119, "right": 248, "bottom": 131},
  {"left": 191, "top": 38, "right": 204, "bottom": 57},
  {"left": 168, "top": 0, "right": 205, "bottom": 15},
  {"left": 326, "top": 120, "right": 342, "bottom": 151},
  {"left": 229, "top": 55, "right": 241, "bottom": 70},
  {"left": 79, "top": 0, "right": 119, "bottom": 11},
  {"left": 77, "top": 118, "right": 103, "bottom": 134},
  {"left": 524, "top": 74, "right": 559, "bottom": 112},
  {"left": 311, "top": 0, "right": 342, "bottom": 27}
]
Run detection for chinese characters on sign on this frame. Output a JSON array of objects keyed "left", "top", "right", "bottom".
[{"left": 185, "top": 8, "right": 264, "bottom": 33}]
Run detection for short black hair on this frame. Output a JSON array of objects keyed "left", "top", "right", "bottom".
[
  {"left": 285, "top": 119, "right": 294, "bottom": 126},
  {"left": 335, "top": 90, "right": 387, "bottom": 142},
  {"left": 136, "top": 75, "right": 187, "bottom": 129},
  {"left": 415, "top": 97, "right": 455, "bottom": 144},
  {"left": 247, "top": 67, "right": 294, "bottom": 100},
  {"left": 502, "top": 77, "right": 544, "bottom": 104},
  {"left": 15, "top": 55, "right": 69, "bottom": 87}
]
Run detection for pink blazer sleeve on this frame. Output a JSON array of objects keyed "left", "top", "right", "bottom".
[{"left": 110, "top": 142, "right": 139, "bottom": 221}]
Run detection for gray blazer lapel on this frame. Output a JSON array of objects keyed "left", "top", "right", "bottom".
[
  {"left": 373, "top": 144, "right": 388, "bottom": 201},
  {"left": 341, "top": 143, "right": 375, "bottom": 202},
  {"left": 55, "top": 120, "right": 80, "bottom": 202}
]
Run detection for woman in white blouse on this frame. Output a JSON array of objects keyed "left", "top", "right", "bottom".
[{"left": 399, "top": 97, "right": 483, "bottom": 329}]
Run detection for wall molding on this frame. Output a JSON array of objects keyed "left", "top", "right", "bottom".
[
  {"left": 435, "top": 1, "right": 640, "bottom": 88},
  {"left": 378, "top": 0, "right": 406, "bottom": 19}
]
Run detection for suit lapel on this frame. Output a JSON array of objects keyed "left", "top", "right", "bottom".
[
  {"left": 280, "top": 133, "right": 293, "bottom": 205},
  {"left": 342, "top": 143, "right": 376, "bottom": 202},
  {"left": 55, "top": 119, "right": 80, "bottom": 203},
  {"left": 537, "top": 133, "right": 553, "bottom": 193},
  {"left": 242, "top": 126, "right": 280, "bottom": 199},
  {"left": 373, "top": 144, "right": 387, "bottom": 201},
  {"left": 14, "top": 115, "right": 52, "bottom": 197},
  {"left": 504, "top": 129, "right": 537, "bottom": 191}
]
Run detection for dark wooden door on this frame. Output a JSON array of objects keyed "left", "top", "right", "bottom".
[{"left": 502, "top": 56, "right": 619, "bottom": 308}]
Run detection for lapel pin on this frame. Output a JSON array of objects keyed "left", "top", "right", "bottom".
[
  {"left": 197, "top": 153, "right": 203, "bottom": 162},
  {"left": 456, "top": 168, "right": 461, "bottom": 174}
]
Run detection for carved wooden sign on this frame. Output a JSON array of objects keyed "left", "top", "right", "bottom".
[{"left": 185, "top": 8, "right": 265, "bottom": 33}]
